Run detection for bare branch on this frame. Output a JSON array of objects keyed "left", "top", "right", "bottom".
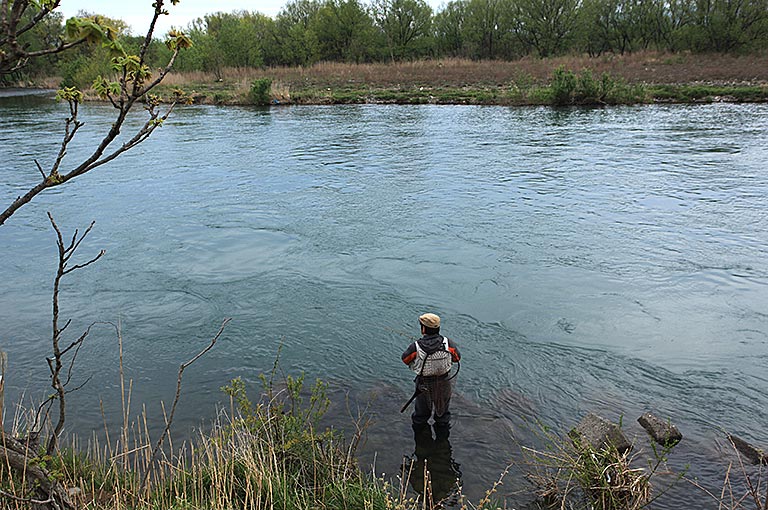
[
  {"left": 58, "top": 318, "right": 72, "bottom": 336},
  {"left": 34, "top": 159, "right": 46, "bottom": 179},
  {"left": 62, "top": 249, "right": 105, "bottom": 274},
  {"left": 0, "top": 487, "right": 55, "bottom": 506},
  {"left": 140, "top": 318, "right": 231, "bottom": 491},
  {"left": 0, "top": 351, "right": 6, "bottom": 433},
  {"left": 21, "top": 37, "right": 86, "bottom": 59},
  {"left": 44, "top": 214, "right": 105, "bottom": 456},
  {"left": 64, "top": 220, "right": 94, "bottom": 262},
  {"left": 47, "top": 211, "right": 64, "bottom": 255},
  {"left": 60, "top": 322, "right": 95, "bottom": 358},
  {"left": 13, "top": 0, "right": 61, "bottom": 37},
  {"left": 63, "top": 374, "right": 93, "bottom": 395}
]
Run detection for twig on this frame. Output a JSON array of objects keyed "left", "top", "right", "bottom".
[
  {"left": 140, "top": 318, "right": 231, "bottom": 491},
  {"left": 0, "top": 487, "right": 55, "bottom": 506},
  {"left": 34, "top": 159, "right": 46, "bottom": 179},
  {"left": 0, "top": 351, "right": 5, "bottom": 431},
  {"left": 45, "top": 213, "right": 105, "bottom": 456}
]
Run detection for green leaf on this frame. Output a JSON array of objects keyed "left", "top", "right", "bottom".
[
  {"left": 165, "top": 30, "right": 193, "bottom": 51},
  {"left": 55, "top": 86, "right": 84, "bottom": 104}
]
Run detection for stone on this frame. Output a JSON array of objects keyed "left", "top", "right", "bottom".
[
  {"left": 569, "top": 412, "right": 632, "bottom": 454},
  {"left": 728, "top": 435, "right": 767, "bottom": 466},
  {"left": 637, "top": 412, "right": 683, "bottom": 447}
]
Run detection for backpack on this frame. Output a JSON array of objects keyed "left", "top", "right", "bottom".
[{"left": 410, "top": 336, "right": 453, "bottom": 377}]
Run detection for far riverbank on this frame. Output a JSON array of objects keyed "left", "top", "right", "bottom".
[
  {"left": 6, "top": 52, "right": 768, "bottom": 107},
  {"left": 149, "top": 52, "right": 768, "bottom": 106}
]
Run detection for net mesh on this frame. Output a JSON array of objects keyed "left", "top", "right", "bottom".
[
  {"left": 419, "top": 351, "right": 455, "bottom": 417},
  {"left": 421, "top": 350, "right": 452, "bottom": 377}
]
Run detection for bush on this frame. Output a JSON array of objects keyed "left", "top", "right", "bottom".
[
  {"left": 548, "top": 67, "right": 648, "bottom": 106},
  {"left": 249, "top": 77, "right": 273, "bottom": 105},
  {"left": 521, "top": 421, "right": 683, "bottom": 510},
  {"left": 550, "top": 66, "right": 577, "bottom": 105}
]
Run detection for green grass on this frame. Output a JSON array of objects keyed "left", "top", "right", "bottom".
[{"left": 649, "top": 84, "right": 768, "bottom": 102}]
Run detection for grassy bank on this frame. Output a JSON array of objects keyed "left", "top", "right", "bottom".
[
  {"left": 0, "top": 374, "right": 417, "bottom": 510},
  {"left": 2, "top": 370, "right": 765, "bottom": 510},
  {"left": 137, "top": 52, "right": 768, "bottom": 106}
]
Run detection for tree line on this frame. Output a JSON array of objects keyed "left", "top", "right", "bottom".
[{"left": 10, "top": 0, "right": 768, "bottom": 87}]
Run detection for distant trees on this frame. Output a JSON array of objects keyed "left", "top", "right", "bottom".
[
  {"left": 372, "top": 0, "right": 434, "bottom": 60},
  {"left": 690, "top": 0, "right": 768, "bottom": 52},
  {"left": 7, "top": 0, "right": 768, "bottom": 86},
  {"left": 511, "top": 0, "right": 580, "bottom": 57},
  {"left": 313, "top": 0, "right": 380, "bottom": 62}
]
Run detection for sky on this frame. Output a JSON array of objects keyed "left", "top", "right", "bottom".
[{"left": 57, "top": 0, "right": 446, "bottom": 36}]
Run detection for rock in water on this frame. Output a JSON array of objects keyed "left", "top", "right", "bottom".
[
  {"left": 637, "top": 412, "right": 683, "bottom": 447},
  {"left": 728, "top": 434, "right": 767, "bottom": 465},
  {"left": 569, "top": 412, "right": 631, "bottom": 454}
]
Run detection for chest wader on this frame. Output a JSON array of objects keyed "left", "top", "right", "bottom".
[{"left": 401, "top": 337, "right": 458, "bottom": 420}]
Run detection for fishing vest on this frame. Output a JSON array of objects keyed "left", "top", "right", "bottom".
[{"left": 410, "top": 336, "right": 453, "bottom": 377}]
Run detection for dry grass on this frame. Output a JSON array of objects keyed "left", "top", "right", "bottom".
[{"left": 162, "top": 52, "right": 768, "bottom": 92}]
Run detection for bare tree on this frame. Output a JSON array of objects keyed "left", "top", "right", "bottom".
[
  {"left": 0, "top": 213, "right": 103, "bottom": 510},
  {"left": 0, "top": 0, "right": 192, "bottom": 227},
  {"left": 0, "top": 214, "right": 229, "bottom": 509}
]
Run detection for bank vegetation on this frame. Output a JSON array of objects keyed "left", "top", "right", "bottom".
[{"left": 4, "top": 0, "right": 768, "bottom": 106}]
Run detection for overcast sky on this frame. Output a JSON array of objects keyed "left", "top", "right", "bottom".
[{"left": 57, "top": 0, "right": 446, "bottom": 36}]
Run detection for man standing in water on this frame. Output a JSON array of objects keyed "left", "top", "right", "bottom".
[{"left": 401, "top": 313, "right": 461, "bottom": 426}]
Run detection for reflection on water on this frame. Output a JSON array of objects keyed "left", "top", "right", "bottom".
[
  {"left": 1, "top": 98, "right": 767, "bottom": 508},
  {"left": 406, "top": 423, "right": 462, "bottom": 507}
]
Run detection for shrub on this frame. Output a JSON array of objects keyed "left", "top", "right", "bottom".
[
  {"left": 521, "top": 421, "right": 683, "bottom": 510},
  {"left": 574, "top": 69, "right": 602, "bottom": 104},
  {"left": 550, "top": 66, "right": 577, "bottom": 105},
  {"left": 249, "top": 77, "right": 272, "bottom": 105}
]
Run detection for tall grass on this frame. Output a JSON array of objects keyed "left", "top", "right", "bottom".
[
  {"left": 519, "top": 421, "right": 683, "bottom": 510},
  {"left": 1, "top": 354, "right": 424, "bottom": 510},
  {"left": 158, "top": 53, "right": 768, "bottom": 90},
  {"left": 43, "top": 373, "right": 395, "bottom": 509}
]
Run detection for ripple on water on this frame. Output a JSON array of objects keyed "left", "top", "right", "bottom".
[{"left": 1, "top": 102, "right": 767, "bottom": 508}]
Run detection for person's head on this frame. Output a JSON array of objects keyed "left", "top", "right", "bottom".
[{"left": 419, "top": 313, "right": 440, "bottom": 336}]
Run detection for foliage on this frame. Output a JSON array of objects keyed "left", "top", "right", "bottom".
[
  {"left": 547, "top": 66, "right": 647, "bottom": 105},
  {"left": 373, "top": 0, "right": 434, "bottom": 60},
  {"left": 250, "top": 77, "right": 274, "bottom": 105},
  {"left": 7, "top": 0, "right": 768, "bottom": 84},
  {"left": 512, "top": 0, "right": 581, "bottom": 57},
  {"left": 550, "top": 65, "right": 578, "bottom": 104},
  {"left": 521, "top": 421, "right": 684, "bottom": 510}
]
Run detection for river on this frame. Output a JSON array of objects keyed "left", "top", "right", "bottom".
[{"left": 1, "top": 93, "right": 767, "bottom": 508}]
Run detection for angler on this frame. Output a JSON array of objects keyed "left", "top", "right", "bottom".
[{"left": 401, "top": 313, "right": 461, "bottom": 426}]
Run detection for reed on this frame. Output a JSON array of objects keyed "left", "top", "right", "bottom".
[
  {"left": 0, "top": 361, "right": 413, "bottom": 510},
  {"left": 156, "top": 52, "right": 768, "bottom": 91},
  {"left": 519, "top": 421, "right": 683, "bottom": 510}
]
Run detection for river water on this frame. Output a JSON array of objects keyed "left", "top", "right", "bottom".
[{"left": 1, "top": 94, "right": 767, "bottom": 508}]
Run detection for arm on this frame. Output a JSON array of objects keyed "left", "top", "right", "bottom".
[
  {"left": 447, "top": 338, "right": 461, "bottom": 362},
  {"left": 402, "top": 342, "right": 418, "bottom": 365}
]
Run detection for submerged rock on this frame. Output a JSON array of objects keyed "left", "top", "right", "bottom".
[
  {"left": 569, "top": 412, "right": 631, "bottom": 454},
  {"left": 638, "top": 412, "right": 683, "bottom": 447},
  {"left": 728, "top": 434, "right": 767, "bottom": 465}
]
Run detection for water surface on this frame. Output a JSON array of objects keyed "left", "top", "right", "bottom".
[{"left": 1, "top": 97, "right": 767, "bottom": 507}]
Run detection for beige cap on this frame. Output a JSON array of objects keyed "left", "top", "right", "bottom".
[{"left": 419, "top": 313, "right": 440, "bottom": 329}]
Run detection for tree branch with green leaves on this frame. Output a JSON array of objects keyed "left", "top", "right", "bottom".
[{"left": 0, "top": 0, "right": 192, "bottom": 227}]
